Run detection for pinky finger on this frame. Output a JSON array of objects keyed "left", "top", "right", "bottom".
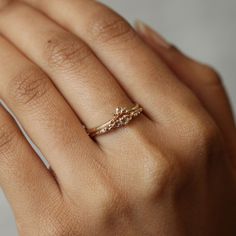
[
  {"left": 135, "top": 21, "right": 236, "bottom": 159},
  {"left": 0, "top": 103, "right": 61, "bottom": 234}
]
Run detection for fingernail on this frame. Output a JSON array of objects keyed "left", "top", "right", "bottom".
[{"left": 135, "top": 20, "right": 170, "bottom": 49}]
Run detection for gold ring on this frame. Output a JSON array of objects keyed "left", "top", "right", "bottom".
[{"left": 86, "top": 104, "right": 143, "bottom": 138}]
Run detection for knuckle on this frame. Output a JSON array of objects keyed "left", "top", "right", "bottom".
[
  {"left": 186, "top": 113, "right": 220, "bottom": 152},
  {"left": 125, "top": 127, "right": 177, "bottom": 200},
  {"left": 96, "top": 187, "right": 118, "bottom": 217},
  {"left": 201, "top": 64, "right": 222, "bottom": 86},
  {"left": 9, "top": 68, "right": 50, "bottom": 106},
  {"left": 86, "top": 179, "right": 131, "bottom": 226},
  {"left": 102, "top": 192, "right": 132, "bottom": 231},
  {"left": 87, "top": 8, "right": 136, "bottom": 45},
  {"left": 44, "top": 33, "right": 92, "bottom": 71},
  {"left": 140, "top": 146, "right": 177, "bottom": 200}
]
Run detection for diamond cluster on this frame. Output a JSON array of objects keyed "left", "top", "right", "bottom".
[{"left": 97, "top": 105, "right": 143, "bottom": 135}]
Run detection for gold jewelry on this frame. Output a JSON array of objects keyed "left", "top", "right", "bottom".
[{"left": 86, "top": 104, "right": 143, "bottom": 138}]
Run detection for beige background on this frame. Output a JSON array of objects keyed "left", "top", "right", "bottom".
[{"left": 1, "top": 0, "right": 236, "bottom": 235}]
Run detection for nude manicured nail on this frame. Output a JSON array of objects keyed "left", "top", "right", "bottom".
[{"left": 135, "top": 20, "right": 170, "bottom": 49}]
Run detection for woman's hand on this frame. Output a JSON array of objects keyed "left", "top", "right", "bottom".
[{"left": 0, "top": 1, "right": 235, "bottom": 235}]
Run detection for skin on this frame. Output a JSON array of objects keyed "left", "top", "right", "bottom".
[{"left": 0, "top": 0, "right": 235, "bottom": 235}]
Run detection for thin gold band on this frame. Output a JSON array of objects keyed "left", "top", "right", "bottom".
[{"left": 86, "top": 104, "right": 143, "bottom": 138}]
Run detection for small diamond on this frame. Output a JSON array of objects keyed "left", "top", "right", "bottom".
[
  {"left": 115, "top": 107, "right": 128, "bottom": 115},
  {"left": 115, "top": 107, "right": 123, "bottom": 115}
]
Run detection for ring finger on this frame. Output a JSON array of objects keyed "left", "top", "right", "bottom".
[{"left": 0, "top": 2, "right": 150, "bottom": 146}]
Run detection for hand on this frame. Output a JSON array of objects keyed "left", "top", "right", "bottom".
[{"left": 0, "top": 1, "right": 235, "bottom": 235}]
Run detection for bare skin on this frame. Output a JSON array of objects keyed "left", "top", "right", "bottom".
[{"left": 0, "top": 1, "right": 235, "bottom": 235}]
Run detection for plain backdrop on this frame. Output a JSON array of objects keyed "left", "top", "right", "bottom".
[{"left": 1, "top": 0, "right": 236, "bottom": 235}]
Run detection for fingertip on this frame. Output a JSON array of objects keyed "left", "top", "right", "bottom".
[{"left": 135, "top": 19, "right": 171, "bottom": 49}]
